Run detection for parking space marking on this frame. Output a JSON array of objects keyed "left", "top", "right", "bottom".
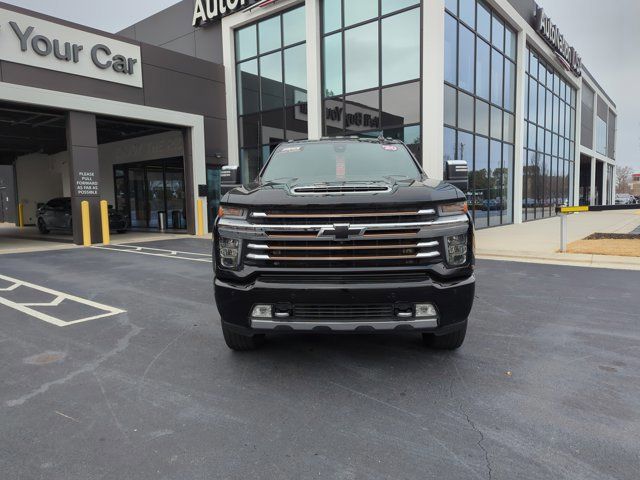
[
  {"left": 0, "top": 274, "right": 126, "bottom": 327},
  {"left": 92, "top": 244, "right": 212, "bottom": 263}
]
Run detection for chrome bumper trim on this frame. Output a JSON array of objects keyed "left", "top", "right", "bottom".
[{"left": 250, "top": 318, "right": 439, "bottom": 331}]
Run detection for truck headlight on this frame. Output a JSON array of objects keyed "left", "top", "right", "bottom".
[
  {"left": 445, "top": 234, "right": 468, "bottom": 266},
  {"left": 439, "top": 201, "right": 468, "bottom": 216},
  {"left": 219, "top": 237, "right": 241, "bottom": 268},
  {"left": 218, "top": 205, "right": 247, "bottom": 219}
]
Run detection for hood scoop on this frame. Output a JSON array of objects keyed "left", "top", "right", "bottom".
[{"left": 290, "top": 184, "right": 392, "bottom": 195}]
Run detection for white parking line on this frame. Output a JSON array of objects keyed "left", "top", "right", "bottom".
[
  {"left": 91, "top": 244, "right": 213, "bottom": 263},
  {"left": 0, "top": 274, "right": 126, "bottom": 327}
]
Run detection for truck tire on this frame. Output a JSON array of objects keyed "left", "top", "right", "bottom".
[
  {"left": 221, "top": 324, "right": 265, "bottom": 351},
  {"left": 423, "top": 323, "right": 467, "bottom": 350}
]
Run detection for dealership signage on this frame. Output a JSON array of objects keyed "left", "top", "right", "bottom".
[
  {"left": 193, "top": 0, "right": 248, "bottom": 26},
  {"left": 534, "top": 7, "right": 582, "bottom": 77},
  {"left": 0, "top": 7, "right": 143, "bottom": 88},
  {"left": 192, "top": 0, "right": 280, "bottom": 26}
]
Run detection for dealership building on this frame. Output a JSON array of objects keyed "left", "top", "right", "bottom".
[{"left": 0, "top": 0, "right": 617, "bottom": 244}]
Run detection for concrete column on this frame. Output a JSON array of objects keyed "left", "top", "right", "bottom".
[
  {"left": 589, "top": 157, "right": 596, "bottom": 205},
  {"left": 66, "top": 111, "right": 102, "bottom": 245},
  {"left": 601, "top": 161, "right": 608, "bottom": 205},
  {"left": 306, "top": 0, "right": 322, "bottom": 140},
  {"left": 422, "top": 0, "right": 445, "bottom": 179},
  {"left": 573, "top": 80, "right": 582, "bottom": 205},
  {"left": 183, "top": 128, "right": 197, "bottom": 235},
  {"left": 512, "top": 27, "right": 528, "bottom": 224}
]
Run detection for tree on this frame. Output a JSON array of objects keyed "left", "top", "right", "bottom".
[{"left": 616, "top": 165, "right": 633, "bottom": 194}]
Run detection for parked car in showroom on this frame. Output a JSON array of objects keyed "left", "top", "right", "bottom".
[
  {"left": 213, "top": 138, "right": 475, "bottom": 351},
  {"left": 37, "top": 197, "right": 128, "bottom": 234}
]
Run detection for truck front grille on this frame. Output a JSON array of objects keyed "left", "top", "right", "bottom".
[
  {"left": 293, "top": 304, "right": 394, "bottom": 319},
  {"left": 217, "top": 207, "right": 469, "bottom": 268}
]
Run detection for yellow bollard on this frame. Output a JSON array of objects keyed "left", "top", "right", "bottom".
[
  {"left": 100, "top": 200, "right": 110, "bottom": 245},
  {"left": 197, "top": 199, "right": 204, "bottom": 236},
  {"left": 18, "top": 203, "right": 24, "bottom": 228},
  {"left": 81, "top": 200, "right": 91, "bottom": 246}
]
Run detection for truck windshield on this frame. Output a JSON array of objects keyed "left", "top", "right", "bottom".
[{"left": 261, "top": 142, "right": 422, "bottom": 183}]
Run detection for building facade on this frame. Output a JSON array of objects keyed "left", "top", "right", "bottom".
[
  {"left": 0, "top": 0, "right": 618, "bottom": 244},
  {"left": 123, "top": 0, "right": 618, "bottom": 229}
]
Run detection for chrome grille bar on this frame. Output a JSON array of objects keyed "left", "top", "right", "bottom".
[{"left": 246, "top": 251, "right": 440, "bottom": 261}]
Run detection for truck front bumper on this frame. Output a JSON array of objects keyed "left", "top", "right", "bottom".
[{"left": 215, "top": 274, "right": 475, "bottom": 335}]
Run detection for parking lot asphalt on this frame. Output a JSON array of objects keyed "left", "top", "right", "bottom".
[{"left": 1, "top": 238, "right": 639, "bottom": 480}]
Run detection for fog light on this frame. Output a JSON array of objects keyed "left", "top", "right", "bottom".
[
  {"left": 251, "top": 304, "right": 273, "bottom": 318},
  {"left": 219, "top": 237, "right": 241, "bottom": 268},
  {"left": 446, "top": 234, "right": 468, "bottom": 266},
  {"left": 415, "top": 303, "right": 437, "bottom": 318}
]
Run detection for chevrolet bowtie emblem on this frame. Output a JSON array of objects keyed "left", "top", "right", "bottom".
[{"left": 318, "top": 223, "right": 366, "bottom": 240}]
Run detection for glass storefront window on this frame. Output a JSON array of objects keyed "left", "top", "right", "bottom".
[
  {"left": 443, "top": 0, "right": 517, "bottom": 228},
  {"left": 523, "top": 47, "right": 576, "bottom": 221},
  {"left": 235, "top": 5, "right": 307, "bottom": 183},
  {"left": 382, "top": 9, "right": 420, "bottom": 85},
  {"left": 321, "top": 0, "right": 421, "bottom": 149},
  {"left": 344, "top": 23, "right": 379, "bottom": 93}
]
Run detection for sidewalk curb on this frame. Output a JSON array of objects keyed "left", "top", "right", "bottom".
[{"left": 477, "top": 251, "right": 640, "bottom": 271}]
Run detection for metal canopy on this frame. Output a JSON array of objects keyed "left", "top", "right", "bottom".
[{"left": 0, "top": 102, "right": 176, "bottom": 165}]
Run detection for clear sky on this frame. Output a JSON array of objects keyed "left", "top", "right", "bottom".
[{"left": 3, "top": 0, "right": 639, "bottom": 172}]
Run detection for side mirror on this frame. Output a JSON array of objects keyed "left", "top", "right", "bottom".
[{"left": 444, "top": 160, "right": 469, "bottom": 192}]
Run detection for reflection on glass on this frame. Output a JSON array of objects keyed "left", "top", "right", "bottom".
[
  {"left": 503, "top": 112, "right": 514, "bottom": 144},
  {"left": 236, "top": 25, "right": 257, "bottom": 61},
  {"left": 283, "top": 7, "right": 305, "bottom": 46},
  {"left": 345, "top": 22, "right": 379, "bottom": 92},
  {"left": 259, "top": 16, "right": 281, "bottom": 54},
  {"left": 474, "top": 135, "right": 489, "bottom": 227},
  {"left": 165, "top": 167, "right": 185, "bottom": 229},
  {"left": 323, "top": 0, "right": 341, "bottom": 32},
  {"left": 491, "top": 15, "right": 504, "bottom": 51},
  {"left": 285, "top": 105, "right": 308, "bottom": 140},
  {"left": 260, "top": 51, "right": 283, "bottom": 111},
  {"left": 476, "top": 38, "right": 490, "bottom": 100},
  {"left": 489, "top": 139, "right": 502, "bottom": 226},
  {"left": 477, "top": 2, "right": 491, "bottom": 38},
  {"left": 504, "top": 28, "right": 516, "bottom": 60},
  {"left": 382, "top": 9, "right": 420, "bottom": 85},
  {"left": 237, "top": 60, "right": 259, "bottom": 115},
  {"left": 241, "top": 148, "right": 261, "bottom": 184},
  {"left": 345, "top": 89, "right": 379, "bottom": 133},
  {"left": 458, "top": 25, "right": 475, "bottom": 93},
  {"left": 476, "top": 99, "right": 489, "bottom": 136},
  {"left": 491, "top": 49, "right": 503, "bottom": 106},
  {"left": 445, "top": 0, "right": 457, "bottom": 15},
  {"left": 502, "top": 143, "right": 513, "bottom": 223},
  {"left": 382, "top": 0, "right": 419, "bottom": 15},
  {"left": 444, "top": 85, "right": 457, "bottom": 127},
  {"left": 323, "top": 33, "right": 342, "bottom": 96},
  {"left": 459, "top": 0, "right": 475, "bottom": 27},
  {"left": 344, "top": 0, "right": 377, "bottom": 27},
  {"left": 444, "top": 127, "right": 456, "bottom": 162},
  {"left": 458, "top": 91, "right": 474, "bottom": 132},
  {"left": 444, "top": 14, "right": 457, "bottom": 84},
  {"left": 261, "top": 109, "right": 284, "bottom": 145},
  {"left": 382, "top": 82, "right": 420, "bottom": 128},
  {"left": 504, "top": 60, "right": 516, "bottom": 112},
  {"left": 490, "top": 106, "right": 502, "bottom": 140},
  {"left": 239, "top": 113, "right": 260, "bottom": 148},
  {"left": 284, "top": 44, "right": 307, "bottom": 105}
]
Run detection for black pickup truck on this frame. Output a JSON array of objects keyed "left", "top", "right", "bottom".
[{"left": 213, "top": 138, "right": 474, "bottom": 351}]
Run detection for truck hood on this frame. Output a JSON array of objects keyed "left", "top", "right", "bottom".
[{"left": 222, "top": 178, "right": 465, "bottom": 209}]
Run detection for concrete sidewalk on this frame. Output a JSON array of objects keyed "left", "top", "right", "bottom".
[
  {"left": 0, "top": 223, "right": 198, "bottom": 255},
  {"left": 475, "top": 210, "right": 640, "bottom": 270}
]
